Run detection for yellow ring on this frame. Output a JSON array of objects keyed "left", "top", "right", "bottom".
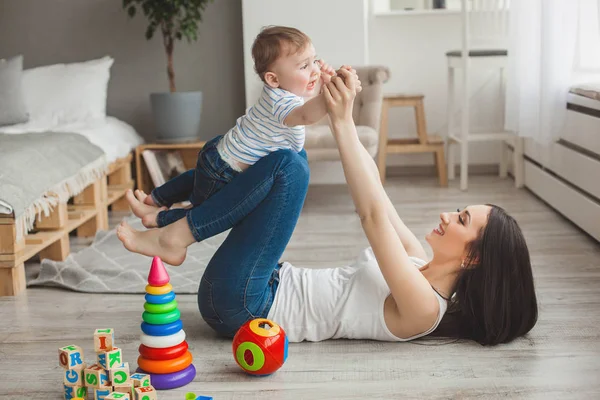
[
  {"left": 145, "top": 283, "right": 173, "bottom": 295},
  {"left": 249, "top": 318, "right": 280, "bottom": 337}
]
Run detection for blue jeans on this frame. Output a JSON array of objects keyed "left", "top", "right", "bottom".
[
  {"left": 151, "top": 135, "right": 240, "bottom": 227},
  {"left": 183, "top": 148, "right": 309, "bottom": 337}
]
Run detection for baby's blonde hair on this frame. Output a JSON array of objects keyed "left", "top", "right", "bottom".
[{"left": 252, "top": 26, "right": 312, "bottom": 82}]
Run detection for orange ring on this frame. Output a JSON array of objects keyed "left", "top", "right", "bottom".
[{"left": 137, "top": 350, "right": 193, "bottom": 374}]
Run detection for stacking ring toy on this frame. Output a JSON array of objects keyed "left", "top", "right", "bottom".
[
  {"left": 145, "top": 283, "right": 173, "bottom": 295},
  {"left": 141, "top": 319, "right": 183, "bottom": 337},
  {"left": 145, "top": 292, "right": 176, "bottom": 304},
  {"left": 144, "top": 299, "right": 178, "bottom": 314},
  {"left": 137, "top": 350, "right": 193, "bottom": 374},
  {"left": 137, "top": 364, "right": 196, "bottom": 390},
  {"left": 139, "top": 341, "right": 188, "bottom": 360},
  {"left": 142, "top": 309, "right": 180, "bottom": 325},
  {"left": 140, "top": 329, "right": 186, "bottom": 348}
]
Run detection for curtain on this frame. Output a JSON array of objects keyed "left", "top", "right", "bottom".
[{"left": 504, "top": 0, "right": 580, "bottom": 144}]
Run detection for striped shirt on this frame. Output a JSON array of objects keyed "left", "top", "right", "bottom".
[{"left": 217, "top": 85, "right": 305, "bottom": 166}]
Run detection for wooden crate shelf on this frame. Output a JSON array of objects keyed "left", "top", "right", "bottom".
[{"left": 0, "top": 152, "right": 135, "bottom": 296}]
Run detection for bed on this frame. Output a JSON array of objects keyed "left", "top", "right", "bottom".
[
  {"left": 0, "top": 55, "right": 144, "bottom": 296},
  {"left": 524, "top": 84, "right": 600, "bottom": 242},
  {"left": 0, "top": 116, "right": 143, "bottom": 164}
]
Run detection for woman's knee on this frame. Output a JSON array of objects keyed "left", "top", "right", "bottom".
[{"left": 271, "top": 149, "right": 310, "bottom": 186}]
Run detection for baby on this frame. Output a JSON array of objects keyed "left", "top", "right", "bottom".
[{"left": 126, "top": 25, "right": 356, "bottom": 229}]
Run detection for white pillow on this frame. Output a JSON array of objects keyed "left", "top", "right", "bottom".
[{"left": 21, "top": 56, "right": 114, "bottom": 125}]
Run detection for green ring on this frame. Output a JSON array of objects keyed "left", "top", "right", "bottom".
[
  {"left": 235, "top": 341, "right": 265, "bottom": 372},
  {"left": 142, "top": 309, "right": 181, "bottom": 325},
  {"left": 144, "top": 300, "right": 178, "bottom": 314}
]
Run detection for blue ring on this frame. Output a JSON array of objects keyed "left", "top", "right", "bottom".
[
  {"left": 141, "top": 319, "right": 183, "bottom": 336},
  {"left": 145, "top": 291, "right": 176, "bottom": 304}
]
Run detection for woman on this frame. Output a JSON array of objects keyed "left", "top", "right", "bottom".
[{"left": 118, "top": 68, "right": 538, "bottom": 346}]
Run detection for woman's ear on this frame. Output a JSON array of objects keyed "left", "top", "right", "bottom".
[
  {"left": 264, "top": 72, "right": 279, "bottom": 88},
  {"left": 462, "top": 254, "right": 480, "bottom": 269}
]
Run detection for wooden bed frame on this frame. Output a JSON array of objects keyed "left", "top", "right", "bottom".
[{"left": 0, "top": 153, "right": 134, "bottom": 296}]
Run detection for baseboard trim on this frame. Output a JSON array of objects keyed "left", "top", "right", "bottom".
[{"left": 386, "top": 164, "right": 499, "bottom": 177}]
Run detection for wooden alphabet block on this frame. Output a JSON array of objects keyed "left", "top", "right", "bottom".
[
  {"left": 129, "top": 373, "right": 151, "bottom": 388},
  {"left": 92, "top": 387, "right": 113, "bottom": 400},
  {"left": 109, "top": 362, "right": 130, "bottom": 385},
  {"left": 105, "top": 393, "right": 130, "bottom": 400},
  {"left": 98, "top": 347, "right": 122, "bottom": 370},
  {"left": 134, "top": 385, "right": 157, "bottom": 400},
  {"left": 63, "top": 362, "right": 87, "bottom": 386},
  {"left": 63, "top": 384, "right": 87, "bottom": 400},
  {"left": 112, "top": 380, "right": 135, "bottom": 399},
  {"left": 58, "top": 345, "right": 85, "bottom": 370},
  {"left": 84, "top": 364, "right": 110, "bottom": 388},
  {"left": 94, "top": 328, "right": 114, "bottom": 353}
]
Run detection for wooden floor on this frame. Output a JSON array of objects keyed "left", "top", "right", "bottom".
[{"left": 1, "top": 176, "right": 599, "bottom": 399}]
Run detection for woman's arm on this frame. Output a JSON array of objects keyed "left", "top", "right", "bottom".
[
  {"left": 323, "top": 71, "right": 437, "bottom": 324},
  {"left": 354, "top": 136, "right": 428, "bottom": 260}
]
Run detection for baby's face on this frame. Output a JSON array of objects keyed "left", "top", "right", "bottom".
[{"left": 270, "top": 43, "right": 321, "bottom": 97}]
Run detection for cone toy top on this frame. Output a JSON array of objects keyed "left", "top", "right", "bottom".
[{"left": 148, "top": 256, "right": 170, "bottom": 286}]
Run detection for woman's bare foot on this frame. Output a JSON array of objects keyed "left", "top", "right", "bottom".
[
  {"left": 116, "top": 220, "right": 187, "bottom": 266},
  {"left": 125, "top": 189, "right": 166, "bottom": 228}
]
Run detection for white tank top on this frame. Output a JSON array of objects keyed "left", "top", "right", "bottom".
[{"left": 267, "top": 247, "right": 448, "bottom": 342}]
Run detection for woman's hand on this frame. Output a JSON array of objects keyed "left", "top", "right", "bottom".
[{"left": 323, "top": 68, "right": 361, "bottom": 125}]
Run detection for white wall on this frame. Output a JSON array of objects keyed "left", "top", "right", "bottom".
[{"left": 241, "top": 0, "right": 369, "bottom": 108}]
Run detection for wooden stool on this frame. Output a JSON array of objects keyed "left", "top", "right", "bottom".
[{"left": 377, "top": 94, "right": 448, "bottom": 187}]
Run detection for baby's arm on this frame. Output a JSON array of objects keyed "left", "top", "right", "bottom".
[{"left": 283, "top": 94, "right": 327, "bottom": 127}]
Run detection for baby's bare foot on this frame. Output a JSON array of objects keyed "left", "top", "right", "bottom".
[
  {"left": 125, "top": 189, "right": 166, "bottom": 228},
  {"left": 116, "top": 221, "right": 187, "bottom": 266},
  {"left": 135, "top": 189, "right": 158, "bottom": 207}
]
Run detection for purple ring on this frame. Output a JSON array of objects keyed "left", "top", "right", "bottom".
[{"left": 137, "top": 364, "right": 196, "bottom": 390}]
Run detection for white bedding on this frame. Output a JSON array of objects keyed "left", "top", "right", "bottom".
[{"left": 0, "top": 116, "right": 144, "bottom": 163}]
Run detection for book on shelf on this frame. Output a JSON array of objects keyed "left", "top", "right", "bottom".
[{"left": 142, "top": 150, "right": 187, "bottom": 188}]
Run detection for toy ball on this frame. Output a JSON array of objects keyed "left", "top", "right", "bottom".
[{"left": 232, "top": 318, "right": 288, "bottom": 376}]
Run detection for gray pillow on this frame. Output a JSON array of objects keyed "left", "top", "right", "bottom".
[{"left": 0, "top": 55, "right": 29, "bottom": 126}]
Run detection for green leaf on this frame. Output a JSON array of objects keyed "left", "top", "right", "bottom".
[
  {"left": 127, "top": 6, "right": 136, "bottom": 18},
  {"left": 145, "top": 24, "right": 156, "bottom": 40}
]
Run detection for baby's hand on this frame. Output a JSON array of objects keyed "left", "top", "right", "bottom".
[{"left": 318, "top": 60, "right": 336, "bottom": 85}]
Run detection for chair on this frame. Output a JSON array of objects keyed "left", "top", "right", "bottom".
[
  {"left": 446, "top": 0, "right": 524, "bottom": 190},
  {"left": 377, "top": 94, "right": 448, "bottom": 187},
  {"left": 303, "top": 66, "right": 390, "bottom": 162}
]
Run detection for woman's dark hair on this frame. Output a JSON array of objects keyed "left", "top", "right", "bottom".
[{"left": 430, "top": 205, "right": 538, "bottom": 345}]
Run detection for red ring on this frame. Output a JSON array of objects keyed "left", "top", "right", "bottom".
[
  {"left": 138, "top": 341, "right": 189, "bottom": 360},
  {"left": 137, "top": 350, "right": 193, "bottom": 374}
]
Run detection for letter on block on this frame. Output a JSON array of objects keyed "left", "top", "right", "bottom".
[
  {"left": 134, "top": 385, "right": 157, "bottom": 400},
  {"left": 94, "top": 328, "right": 114, "bottom": 353},
  {"left": 85, "top": 364, "right": 110, "bottom": 388},
  {"left": 113, "top": 380, "right": 135, "bottom": 399},
  {"left": 105, "top": 393, "right": 130, "bottom": 400},
  {"left": 63, "top": 384, "right": 87, "bottom": 400},
  {"left": 130, "top": 373, "right": 151, "bottom": 388},
  {"left": 98, "top": 347, "right": 122, "bottom": 369},
  {"left": 93, "top": 387, "right": 113, "bottom": 400},
  {"left": 59, "top": 345, "right": 85, "bottom": 370},
  {"left": 110, "top": 362, "right": 130, "bottom": 385},
  {"left": 64, "top": 363, "right": 87, "bottom": 386}
]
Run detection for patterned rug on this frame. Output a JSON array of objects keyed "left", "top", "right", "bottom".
[{"left": 27, "top": 216, "right": 229, "bottom": 293}]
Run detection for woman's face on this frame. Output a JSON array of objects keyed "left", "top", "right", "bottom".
[{"left": 425, "top": 205, "right": 492, "bottom": 264}]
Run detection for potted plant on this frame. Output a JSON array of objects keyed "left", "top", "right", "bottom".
[{"left": 123, "top": 0, "right": 213, "bottom": 143}]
